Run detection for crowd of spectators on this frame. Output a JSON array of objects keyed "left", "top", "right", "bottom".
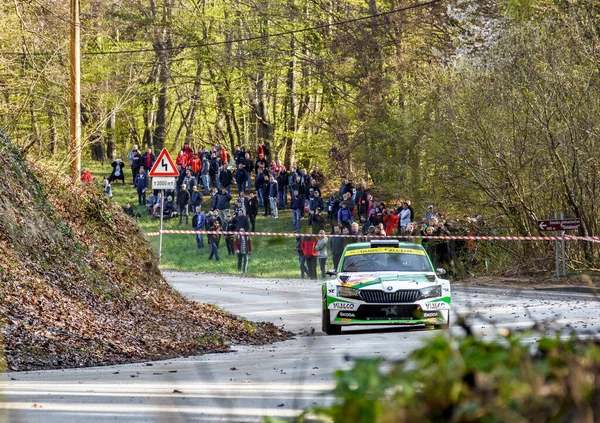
[{"left": 85, "top": 141, "right": 485, "bottom": 278}]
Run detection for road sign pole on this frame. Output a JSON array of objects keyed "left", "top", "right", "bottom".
[
  {"left": 159, "top": 189, "right": 164, "bottom": 264},
  {"left": 561, "top": 212, "right": 566, "bottom": 278},
  {"left": 554, "top": 211, "right": 559, "bottom": 278}
]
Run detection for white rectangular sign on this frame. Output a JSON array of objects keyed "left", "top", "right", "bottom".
[{"left": 152, "top": 176, "right": 175, "bottom": 190}]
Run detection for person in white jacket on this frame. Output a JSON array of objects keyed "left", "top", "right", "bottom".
[
  {"left": 400, "top": 202, "right": 411, "bottom": 233},
  {"left": 315, "top": 230, "right": 328, "bottom": 279}
]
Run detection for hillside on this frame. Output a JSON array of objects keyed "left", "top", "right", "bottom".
[{"left": 0, "top": 134, "right": 289, "bottom": 371}]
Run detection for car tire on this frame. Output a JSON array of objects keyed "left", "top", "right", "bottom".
[{"left": 322, "top": 307, "right": 341, "bottom": 335}]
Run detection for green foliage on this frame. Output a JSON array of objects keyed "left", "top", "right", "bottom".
[
  {"left": 4, "top": 0, "right": 600, "bottom": 270},
  {"left": 290, "top": 331, "right": 600, "bottom": 423}
]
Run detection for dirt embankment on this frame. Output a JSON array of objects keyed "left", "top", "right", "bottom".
[{"left": 0, "top": 136, "right": 290, "bottom": 372}]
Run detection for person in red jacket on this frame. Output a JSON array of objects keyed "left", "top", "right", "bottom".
[
  {"left": 220, "top": 145, "right": 228, "bottom": 165},
  {"left": 301, "top": 228, "right": 318, "bottom": 279},
  {"left": 142, "top": 148, "right": 156, "bottom": 173},
  {"left": 182, "top": 142, "right": 194, "bottom": 162},
  {"left": 176, "top": 150, "right": 188, "bottom": 168},
  {"left": 190, "top": 154, "right": 202, "bottom": 177},
  {"left": 383, "top": 209, "right": 399, "bottom": 235},
  {"left": 80, "top": 168, "right": 93, "bottom": 184},
  {"left": 234, "top": 229, "right": 252, "bottom": 273}
]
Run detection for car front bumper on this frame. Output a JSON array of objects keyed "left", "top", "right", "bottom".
[{"left": 326, "top": 297, "right": 450, "bottom": 326}]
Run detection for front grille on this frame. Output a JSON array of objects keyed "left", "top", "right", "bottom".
[
  {"left": 358, "top": 289, "right": 420, "bottom": 304},
  {"left": 357, "top": 305, "right": 421, "bottom": 320}
]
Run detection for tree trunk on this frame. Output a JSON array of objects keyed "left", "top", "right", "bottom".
[
  {"left": 106, "top": 110, "right": 116, "bottom": 160},
  {"left": 90, "top": 132, "right": 105, "bottom": 162},
  {"left": 47, "top": 109, "right": 57, "bottom": 156},
  {"left": 154, "top": 47, "right": 171, "bottom": 151},
  {"left": 151, "top": 0, "right": 174, "bottom": 152},
  {"left": 184, "top": 61, "right": 203, "bottom": 148},
  {"left": 283, "top": 36, "right": 296, "bottom": 168}
]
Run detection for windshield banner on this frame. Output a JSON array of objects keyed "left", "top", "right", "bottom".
[{"left": 344, "top": 248, "right": 425, "bottom": 256}]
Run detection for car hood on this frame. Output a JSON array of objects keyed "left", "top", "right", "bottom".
[{"left": 337, "top": 271, "right": 437, "bottom": 289}]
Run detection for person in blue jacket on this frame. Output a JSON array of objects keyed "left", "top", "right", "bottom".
[{"left": 134, "top": 167, "right": 148, "bottom": 206}]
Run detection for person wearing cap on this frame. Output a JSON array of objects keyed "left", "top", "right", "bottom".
[
  {"left": 234, "top": 229, "right": 252, "bottom": 273},
  {"left": 164, "top": 195, "right": 177, "bottom": 218},
  {"left": 425, "top": 205, "right": 436, "bottom": 220}
]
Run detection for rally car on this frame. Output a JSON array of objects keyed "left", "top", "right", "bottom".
[{"left": 322, "top": 239, "right": 451, "bottom": 335}]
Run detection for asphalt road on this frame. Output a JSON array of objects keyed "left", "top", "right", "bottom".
[{"left": 2, "top": 272, "right": 600, "bottom": 422}]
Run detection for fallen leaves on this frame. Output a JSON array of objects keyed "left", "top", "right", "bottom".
[{"left": 1, "top": 153, "right": 292, "bottom": 372}]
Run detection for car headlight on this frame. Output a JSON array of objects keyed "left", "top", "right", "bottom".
[
  {"left": 419, "top": 285, "right": 442, "bottom": 299},
  {"left": 338, "top": 286, "right": 360, "bottom": 299}
]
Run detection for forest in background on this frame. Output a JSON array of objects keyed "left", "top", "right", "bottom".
[{"left": 1, "top": 0, "right": 599, "bottom": 269}]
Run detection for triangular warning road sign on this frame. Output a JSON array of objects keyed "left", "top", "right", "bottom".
[{"left": 149, "top": 149, "right": 179, "bottom": 177}]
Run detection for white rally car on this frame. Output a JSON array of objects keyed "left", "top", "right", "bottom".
[{"left": 322, "top": 240, "right": 451, "bottom": 335}]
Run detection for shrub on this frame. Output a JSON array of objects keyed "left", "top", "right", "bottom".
[{"left": 284, "top": 330, "right": 600, "bottom": 422}]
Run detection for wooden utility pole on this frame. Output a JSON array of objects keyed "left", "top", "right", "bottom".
[{"left": 69, "top": 0, "right": 81, "bottom": 181}]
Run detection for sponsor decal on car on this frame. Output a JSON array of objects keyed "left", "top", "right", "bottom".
[
  {"left": 331, "top": 302, "right": 356, "bottom": 310},
  {"left": 344, "top": 248, "right": 426, "bottom": 257},
  {"left": 423, "top": 311, "right": 439, "bottom": 318},
  {"left": 339, "top": 312, "right": 356, "bottom": 318},
  {"left": 423, "top": 302, "right": 447, "bottom": 310}
]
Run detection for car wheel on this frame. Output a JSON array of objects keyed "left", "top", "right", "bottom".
[{"left": 322, "top": 307, "right": 341, "bottom": 335}]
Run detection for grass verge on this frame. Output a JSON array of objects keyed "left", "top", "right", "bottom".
[{"left": 86, "top": 161, "right": 315, "bottom": 279}]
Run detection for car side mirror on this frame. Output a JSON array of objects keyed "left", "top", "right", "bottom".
[
  {"left": 326, "top": 270, "right": 337, "bottom": 276},
  {"left": 436, "top": 268, "right": 447, "bottom": 276}
]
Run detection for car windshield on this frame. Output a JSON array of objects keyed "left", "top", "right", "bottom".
[{"left": 341, "top": 251, "right": 432, "bottom": 272}]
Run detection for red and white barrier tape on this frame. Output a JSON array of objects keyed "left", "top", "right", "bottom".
[{"left": 145, "top": 230, "right": 600, "bottom": 243}]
